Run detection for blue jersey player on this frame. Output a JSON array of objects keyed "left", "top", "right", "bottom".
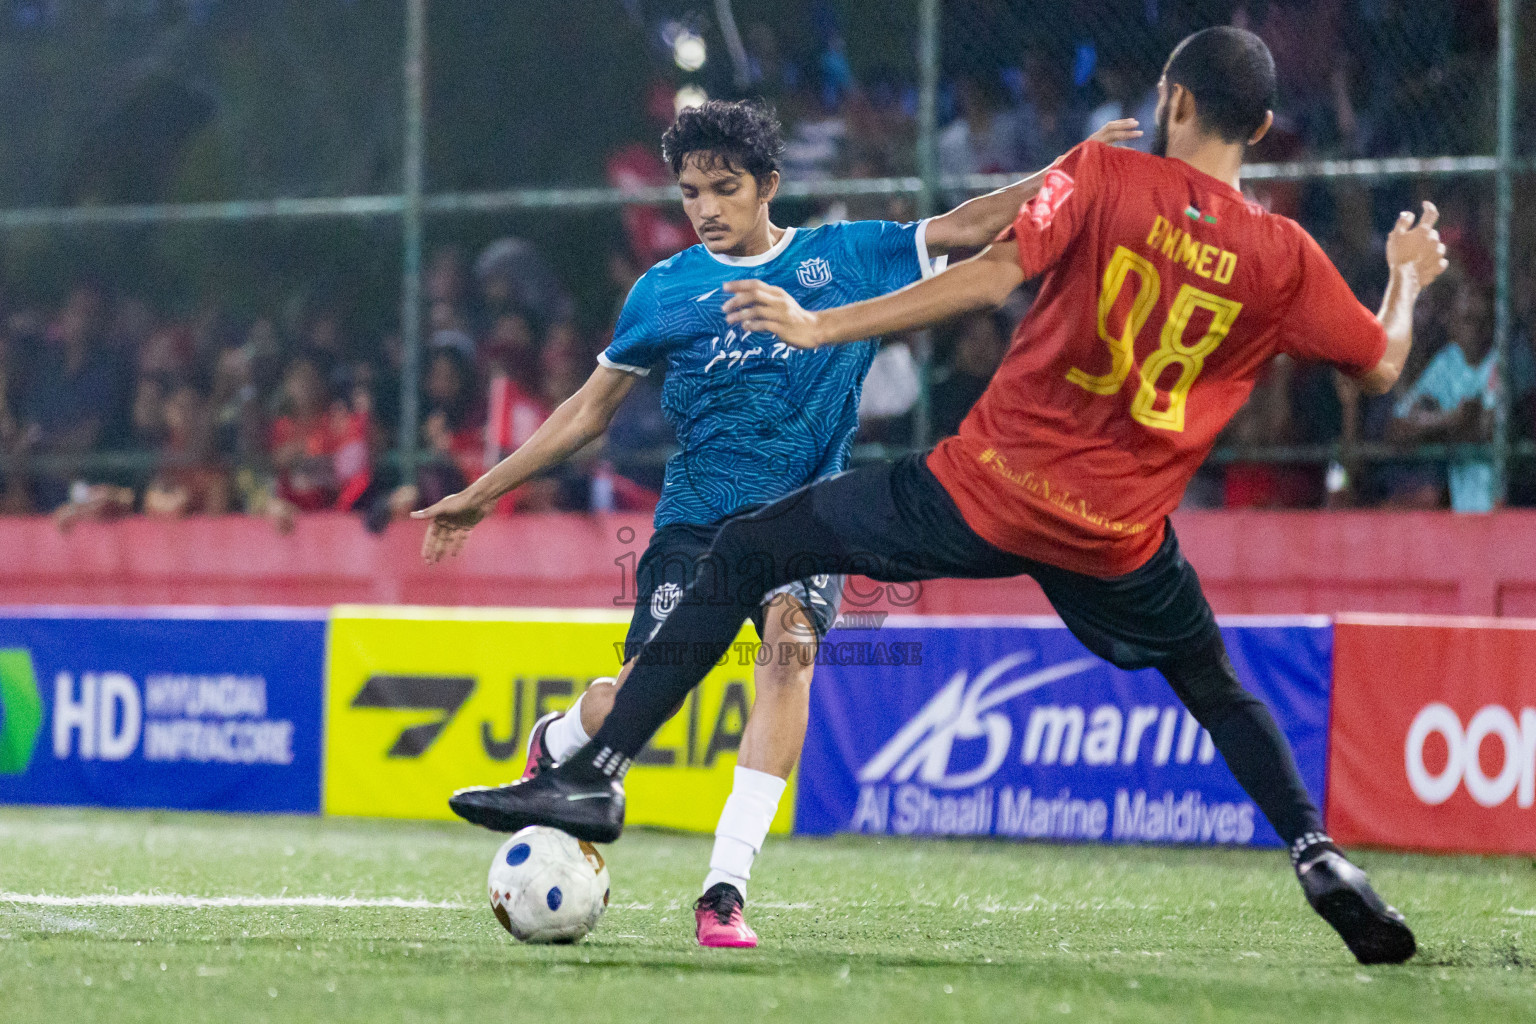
[{"left": 416, "top": 100, "right": 1140, "bottom": 946}]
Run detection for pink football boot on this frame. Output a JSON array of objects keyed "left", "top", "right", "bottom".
[
  {"left": 520, "top": 711, "right": 561, "bottom": 780},
  {"left": 694, "top": 883, "right": 758, "bottom": 948}
]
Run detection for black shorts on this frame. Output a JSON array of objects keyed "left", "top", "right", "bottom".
[
  {"left": 716, "top": 453, "right": 1221, "bottom": 672},
  {"left": 623, "top": 520, "right": 843, "bottom": 663}
]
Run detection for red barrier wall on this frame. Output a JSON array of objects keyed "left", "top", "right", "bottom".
[
  {"left": 0, "top": 510, "right": 1534, "bottom": 616},
  {"left": 1327, "top": 615, "right": 1536, "bottom": 855}
]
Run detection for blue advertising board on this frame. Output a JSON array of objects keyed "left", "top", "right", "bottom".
[
  {"left": 796, "top": 617, "right": 1332, "bottom": 848},
  {"left": 0, "top": 609, "right": 326, "bottom": 814}
]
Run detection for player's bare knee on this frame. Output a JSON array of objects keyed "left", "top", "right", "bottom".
[
  {"left": 580, "top": 677, "right": 620, "bottom": 733},
  {"left": 766, "top": 592, "right": 816, "bottom": 634},
  {"left": 762, "top": 594, "right": 817, "bottom": 669},
  {"left": 770, "top": 638, "right": 816, "bottom": 670},
  {"left": 755, "top": 653, "right": 815, "bottom": 703}
]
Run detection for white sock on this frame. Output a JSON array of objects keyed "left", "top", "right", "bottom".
[
  {"left": 702, "top": 766, "right": 787, "bottom": 900},
  {"left": 541, "top": 693, "right": 591, "bottom": 763}
]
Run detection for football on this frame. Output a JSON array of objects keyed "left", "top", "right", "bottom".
[{"left": 487, "top": 826, "right": 611, "bottom": 943}]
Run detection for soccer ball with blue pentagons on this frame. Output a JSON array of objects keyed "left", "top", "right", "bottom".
[{"left": 488, "top": 826, "right": 609, "bottom": 943}]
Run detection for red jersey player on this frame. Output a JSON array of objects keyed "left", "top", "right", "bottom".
[{"left": 448, "top": 28, "right": 1446, "bottom": 967}]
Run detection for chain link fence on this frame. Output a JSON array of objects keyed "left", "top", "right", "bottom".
[{"left": 0, "top": 0, "right": 1528, "bottom": 523}]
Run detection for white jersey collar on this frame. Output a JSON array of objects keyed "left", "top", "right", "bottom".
[{"left": 703, "top": 226, "right": 798, "bottom": 267}]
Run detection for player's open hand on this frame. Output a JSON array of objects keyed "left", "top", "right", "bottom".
[
  {"left": 1087, "top": 117, "right": 1142, "bottom": 147},
  {"left": 411, "top": 491, "right": 488, "bottom": 564},
  {"left": 721, "top": 280, "right": 824, "bottom": 349},
  {"left": 1386, "top": 201, "right": 1449, "bottom": 287}
]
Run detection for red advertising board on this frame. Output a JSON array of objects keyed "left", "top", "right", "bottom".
[{"left": 1328, "top": 614, "right": 1536, "bottom": 855}]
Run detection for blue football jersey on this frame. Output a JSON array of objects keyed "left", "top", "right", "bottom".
[{"left": 601, "top": 219, "right": 942, "bottom": 528}]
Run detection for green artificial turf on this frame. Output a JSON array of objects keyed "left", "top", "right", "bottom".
[{"left": 0, "top": 807, "right": 1532, "bottom": 1023}]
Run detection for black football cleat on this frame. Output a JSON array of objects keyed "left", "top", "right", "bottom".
[
  {"left": 448, "top": 761, "right": 626, "bottom": 843},
  {"left": 1297, "top": 848, "right": 1416, "bottom": 965}
]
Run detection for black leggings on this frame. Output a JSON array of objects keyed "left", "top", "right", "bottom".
[{"left": 593, "top": 455, "right": 1324, "bottom": 845}]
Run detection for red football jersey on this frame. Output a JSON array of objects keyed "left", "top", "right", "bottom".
[{"left": 928, "top": 141, "right": 1387, "bottom": 578}]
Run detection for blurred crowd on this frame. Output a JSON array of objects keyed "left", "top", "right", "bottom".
[
  {"left": 698, "top": 1, "right": 1508, "bottom": 186},
  {"left": 0, "top": 239, "right": 690, "bottom": 531},
  {"left": 0, "top": 0, "right": 1531, "bottom": 525}
]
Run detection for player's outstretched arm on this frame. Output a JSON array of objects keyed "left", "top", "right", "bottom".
[
  {"left": 922, "top": 118, "right": 1140, "bottom": 254},
  {"left": 1356, "top": 201, "right": 1448, "bottom": 396},
  {"left": 412, "top": 365, "right": 636, "bottom": 563},
  {"left": 722, "top": 238, "right": 1024, "bottom": 350}
]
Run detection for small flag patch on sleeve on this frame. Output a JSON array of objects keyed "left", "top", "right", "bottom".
[{"left": 1022, "top": 169, "right": 1076, "bottom": 230}]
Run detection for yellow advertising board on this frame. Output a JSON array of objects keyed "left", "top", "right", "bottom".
[{"left": 324, "top": 605, "right": 793, "bottom": 834}]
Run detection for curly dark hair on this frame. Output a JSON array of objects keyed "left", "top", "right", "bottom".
[{"left": 661, "top": 99, "right": 785, "bottom": 184}]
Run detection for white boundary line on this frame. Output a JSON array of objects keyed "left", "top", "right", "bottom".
[{"left": 0, "top": 892, "right": 467, "bottom": 909}]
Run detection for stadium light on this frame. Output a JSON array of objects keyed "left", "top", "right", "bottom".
[
  {"left": 673, "top": 29, "right": 706, "bottom": 71},
  {"left": 674, "top": 84, "right": 708, "bottom": 114}
]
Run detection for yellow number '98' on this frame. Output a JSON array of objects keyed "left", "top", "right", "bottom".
[{"left": 1067, "top": 245, "right": 1243, "bottom": 432}]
